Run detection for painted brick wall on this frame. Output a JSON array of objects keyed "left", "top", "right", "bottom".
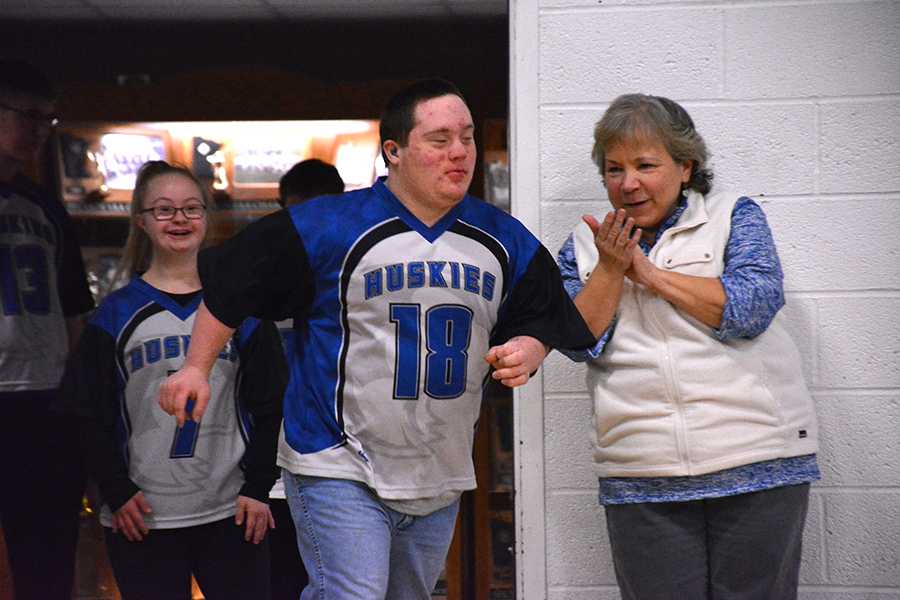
[{"left": 527, "top": 0, "right": 900, "bottom": 597}]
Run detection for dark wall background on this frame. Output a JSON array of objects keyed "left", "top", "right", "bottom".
[
  {"left": 0, "top": 18, "right": 508, "bottom": 121},
  {"left": 2, "top": 17, "right": 508, "bottom": 246}
]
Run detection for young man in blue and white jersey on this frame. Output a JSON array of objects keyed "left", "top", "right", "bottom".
[{"left": 161, "top": 79, "right": 599, "bottom": 599}]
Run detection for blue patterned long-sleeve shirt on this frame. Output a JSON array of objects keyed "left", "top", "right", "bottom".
[{"left": 556, "top": 195, "right": 819, "bottom": 504}]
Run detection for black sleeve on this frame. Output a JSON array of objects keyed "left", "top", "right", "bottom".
[
  {"left": 59, "top": 324, "right": 139, "bottom": 511},
  {"left": 491, "top": 245, "right": 597, "bottom": 351},
  {"left": 199, "top": 210, "right": 315, "bottom": 328},
  {"left": 50, "top": 196, "right": 95, "bottom": 317},
  {"left": 236, "top": 320, "right": 288, "bottom": 503}
]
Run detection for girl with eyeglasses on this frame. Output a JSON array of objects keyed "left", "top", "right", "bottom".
[{"left": 61, "top": 160, "right": 286, "bottom": 599}]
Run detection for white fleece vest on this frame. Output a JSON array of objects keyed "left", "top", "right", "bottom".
[{"left": 573, "top": 191, "right": 818, "bottom": 478}]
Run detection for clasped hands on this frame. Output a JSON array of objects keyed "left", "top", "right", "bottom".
[{"left": 583, "top": 209, "right": 656, "bottom": 289}]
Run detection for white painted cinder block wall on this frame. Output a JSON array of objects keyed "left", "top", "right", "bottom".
[{"left": 510, "top": 0, "right": 900, "bottom": 598}]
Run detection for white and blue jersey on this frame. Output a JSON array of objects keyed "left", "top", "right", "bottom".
[
  {"left": 63, "top": 279, "right": 285, "bottom": 528},
  {"left": 200, "top": 179, "right": 594, "bottom": 504},
  {"left": 0, "top": 176, "right": 93, "bottom": 396}
]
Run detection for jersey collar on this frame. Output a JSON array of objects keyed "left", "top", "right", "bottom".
[
  {"left": 373, "top": 178, "right": 468, "bottom": 244},
  {"left": 133, "top": 277, "right": 202, "bottom": 321}
]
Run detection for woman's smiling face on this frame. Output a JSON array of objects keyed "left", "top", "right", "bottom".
[{"left": 602, "top": 137, "right": 692, "bottom": 235}]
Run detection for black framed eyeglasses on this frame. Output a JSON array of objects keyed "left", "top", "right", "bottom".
[
  {"left": 0, "top": 101, "right": 60, "bottom": 127},
  {"left": 140, "top": 205, "right": 207, "bottom": 221}
]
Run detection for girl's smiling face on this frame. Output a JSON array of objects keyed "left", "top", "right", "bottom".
[{"left": 137, "top": 173, "right": 208, "bottom": 258}]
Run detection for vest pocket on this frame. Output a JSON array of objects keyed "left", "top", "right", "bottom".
[{"left": 658, "top": 244, "right": 717, "bottom": 277}]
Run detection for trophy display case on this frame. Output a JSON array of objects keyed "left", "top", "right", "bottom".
[{"left": 53, "top": 119, "right": 382, "bottom": 303}]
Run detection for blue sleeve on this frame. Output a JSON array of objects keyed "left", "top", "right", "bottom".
[
  {"left": 716, "top": 197, "right": 785, "bottom": 340},
  {"left": 555, "top": 234, "right": 612, "bottom": 362}
]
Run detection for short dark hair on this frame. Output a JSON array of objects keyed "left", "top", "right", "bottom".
[
  {"left": 278, "top": 159, "right": 345, "bottom": 207},
  {"left": 379, "top": 78, "right": 466, "bottom": 164},
  {"left": 0, "top": 60, "right": 56, "bottom": 101}
]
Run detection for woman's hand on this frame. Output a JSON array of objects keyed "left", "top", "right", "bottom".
[
  {"left": 583, "top": 209, "right": 642, "bottom": 276},
  {"left": 625, "top": 244, "right": 726, "bottom": 329},
  {"left": 112, "top": 491, "right": 152, "bottom": 542},
  {"left": 571, "top": 210, "right": 641, "bottom": 338},
  {"left": 235, "top": 495, "right": 275, "bottom": 544},
  {"left": 625, "top": 245, "right": 659, "bottom": 290}
]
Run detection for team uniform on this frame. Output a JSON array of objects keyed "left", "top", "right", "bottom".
[
  {"left": 201, "top": 179, "right": 595, "bottom": 509},
  {"left": 0, "top": 175, "right": 94, "bottom": 599},
  {"left": 199, "top": 179, "right": 596, "bottom": 596},
  {"left": 62, "top": 278, "right": 286, "bottom": 599}
]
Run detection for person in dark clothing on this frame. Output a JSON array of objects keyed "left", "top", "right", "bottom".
[{"left": 0, "top": 59, "right": 95, "bottom": 600}]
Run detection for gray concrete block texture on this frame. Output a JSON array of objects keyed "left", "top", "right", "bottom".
[
  {"left": 688, "top": 104, "right": 818, "bottom": 196},
  {"left": 545, "top": 493, "right": 616, "bottom": 587},
  {"left": 534, "top": 0, "right": 900, "bottom": 595},
  {"left": 540, "top": 108, "right": 605, "bottom": 201},
  {"left": 540, "top": 199, "right": 604, "bottom": 258},
  {"left": 818, "top": 298, "right": 900, "bottom": 388},
  {"left": 825, "top": 493, "right": 900, "bottom": 586},
  {"left": 544, "top": 396, "right": 597, "bottom": 489},
  {"left": 725, "top": 2, "right": 900, "bottom": 99},
  {"left": 539, "top": 9, "right": 722, "bottom": 104},
  {"left": 764, "top": 198, "right": 900, "bottom": 292},
  {"left": 815, "top": 394, "right": 900, "bottom": 486},
  {"left": 820, "top": 101, "right": 900, "bottom": 194},
  {"left": 543, "top": 349, "right": 591, "bottom": 395},
  {"left": 800, "top": 492, "right": 827, "bottom": 584}
]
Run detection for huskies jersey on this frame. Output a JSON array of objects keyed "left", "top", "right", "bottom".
[
  {"left": 0, "top": 176, "right": 93, "bottom": 394},
  {"left": 200, "top": 179, "right": 594, "bottom": 504},
  {"left": 62, "top": 279, "right": 285, "bottom": 529}
]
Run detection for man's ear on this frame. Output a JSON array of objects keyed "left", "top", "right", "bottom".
[{"left": 383, "top": 141, "right": 401, "bottom": 164}]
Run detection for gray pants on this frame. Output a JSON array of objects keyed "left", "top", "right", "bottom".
[{"left": 604, "top": 483, "right": 810, "bottom": 600}]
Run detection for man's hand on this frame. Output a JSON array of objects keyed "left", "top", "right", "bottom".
[
  {"left": 235, "top": 495, "right": 275, "bottom": 545},
  {"left": 159, "top": 365, "right": 210, "bottom": 427},
  {"left": 112, "top": 491, "right": 152, "bottom": 542},
  {"left": 583, "top": 209, "right": 641, "bottom": 275},
  {"left": 484, "top": 335, "right": 549, "bottom": 388}
]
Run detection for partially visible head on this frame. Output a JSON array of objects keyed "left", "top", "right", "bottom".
[
  {"left": 120, "top": 161, "right": 209, "bottom": 276},
  {"left": 278, "top": 159, "right": 345, "bottom": 208},
  {"left": 380, "top": 79, "right": 476, "bottom": 219},
  {"left": 0, "top": 60, "right": 59, "bottom": 169},
  {"left": 591, "top": 93, "right": 712, "bottom": 195}
]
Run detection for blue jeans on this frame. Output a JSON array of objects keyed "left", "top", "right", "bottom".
[{"left": 283, "top": 471, "right": 460, "bottom": 600}]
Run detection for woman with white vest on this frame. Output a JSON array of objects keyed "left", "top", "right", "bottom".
[{"left": 557, "top": 93, "right": 820, "bottom": 600}]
